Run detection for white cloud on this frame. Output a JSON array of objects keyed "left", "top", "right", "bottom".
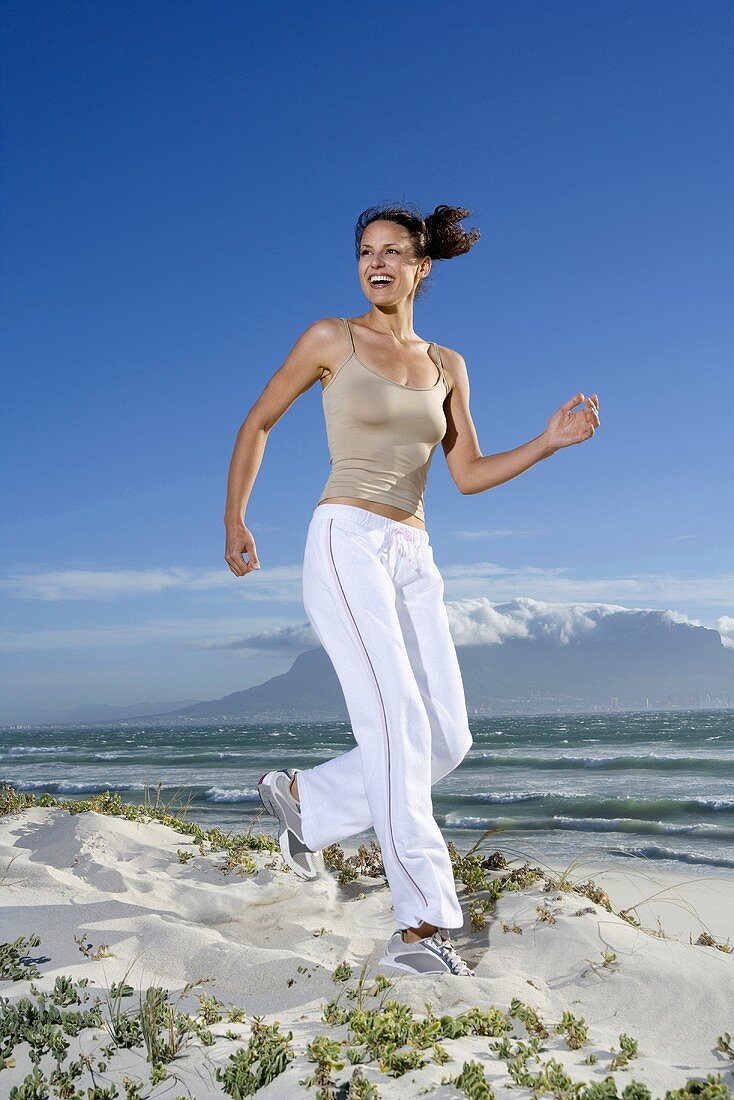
[
  {"left": 0, "top": 566, "right": 302, "bottom": 601},
  {"left": 4, "top": 560, "right": 733, "bottom": 611},
  {"left": 2, "top": 560, "right": 732, "bottom": 659},
  {"left": 0, "top": 597, "right": 729, "bottom": 659},
  {"left": 190, "top": 624, "right": 317, "bottom": 654},
  {"left": 438, "top": 561, "right": 734, "bottom": 608},
  {"left": 0, "top": 616, "right": 305, "bottom": 653},
  {"left": 185, "top": 599, "right": 720, "bottom": 655},
  {"left": 715, "top": 615, "right": 734, "bottom": 649},
  {"left": 452, "top": 528, "right": 533, "bottom": 540},
  {"left": 443, "top": 597, "right": 707, "bottom": 647}
]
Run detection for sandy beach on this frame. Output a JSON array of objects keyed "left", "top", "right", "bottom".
[{"left": 1, "top": 788, "right": 732, "bottom": 1098}]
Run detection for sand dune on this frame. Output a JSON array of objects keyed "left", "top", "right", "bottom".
[{"left": 1, "top": 797, "right": 732, "bottom": 1098}]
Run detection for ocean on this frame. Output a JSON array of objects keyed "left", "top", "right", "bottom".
[{"left": 2, "top": 709, "right": 733, "bottom": 877}]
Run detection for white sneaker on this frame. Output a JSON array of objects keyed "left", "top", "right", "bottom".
[
  {"left": 257, "top": 768, "right": 319, "bottom": 880},
  {"left": 379, "top": 927, "right": 475, "bottom": 976}
]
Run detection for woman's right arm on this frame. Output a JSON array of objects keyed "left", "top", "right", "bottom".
[{"left": 224, "top": 318, "right": 337, "bottom": 577}]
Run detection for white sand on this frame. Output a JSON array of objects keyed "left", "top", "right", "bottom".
[{"left": 1, "top": 804, "right": 733, "bottom": 1098}]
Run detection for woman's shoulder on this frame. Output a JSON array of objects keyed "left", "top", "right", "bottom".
[
  {"left": 303, "top": 316, "right": 348, "bottom": 343},
  {"left": 298, "top": 316, "right": 350, "bottom": 360},
  {"left": 303, "top": 317, "right": 353, "bottom": 387}
]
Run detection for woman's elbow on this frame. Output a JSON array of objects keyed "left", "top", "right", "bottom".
[
  {"left": 242, "top": 407, "right": 272, "bottom": 434},
  {"left": 457, "top": 462, "right": 477, "bottom": 495}
]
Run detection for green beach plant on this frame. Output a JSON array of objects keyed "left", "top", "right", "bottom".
[
  {"left": 508, "top": 997, "right": 550, "bottom": 1039},
  {"left": 716, "top": 1032, "right": 734, "bottom": 1061},
  {"left": 695, "top": 931, "right": 733, "bottom": 953},
  {"left": 214, "top": 1016, "right": 294, "bottom": 1097},
  {"left": 555, "top": 1009, "right": 589, "bottom": 1049},
  {"left": 0, "top": 935, "right": 43, "bottom": 983},
  {"left": 447, "top": 1058, "right": 495, "bottom": 1098},
  {"left": 333, "top": 961, "right": 353, "bottom": 983},
  {"left": 301, "top": 1033, "right": 346, "bottom": 1098},
  {"left": 100, "top": 969, "right": 141, "bottom": 1051},
  {"left": 609, "top": 1032, "right": 640, "bottom": 1069},
  {"left": 662, "top": 1074, "right": 732, "bottom": 1099}
]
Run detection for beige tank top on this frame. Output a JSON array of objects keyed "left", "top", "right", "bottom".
[{"left": 318, "top": 317, "right": 450, "bottom": 525}]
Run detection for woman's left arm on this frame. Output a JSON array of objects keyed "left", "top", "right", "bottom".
[{"left": 441, "top": 349, "right": 600, "bottom": 495}]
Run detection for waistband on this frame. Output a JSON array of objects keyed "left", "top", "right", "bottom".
[{"left": 311, "top": 502, "right": 429, "bottom": 545}]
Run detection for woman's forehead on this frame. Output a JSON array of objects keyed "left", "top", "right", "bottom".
[{"left": 361, "top": 224, "right": 412, "bottom": 246}]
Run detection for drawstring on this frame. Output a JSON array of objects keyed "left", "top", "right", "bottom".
[{"left": 382, "top": 527, "right": 425, "bottom": 576}]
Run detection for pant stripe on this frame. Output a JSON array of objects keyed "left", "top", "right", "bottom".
[{"left": 326, "top": 518, "right": 429, "bottom": 913}]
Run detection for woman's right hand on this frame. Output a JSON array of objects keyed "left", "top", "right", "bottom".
[{"left": 225, "top": 522, "right": 260, "bottom": 576}]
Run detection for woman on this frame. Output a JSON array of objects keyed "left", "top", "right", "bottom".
[{"left": 224, "top": 202, "right": 600, "bottom": 977}]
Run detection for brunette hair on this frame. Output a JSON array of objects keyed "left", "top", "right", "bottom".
[{"left": 354, "top": 201, "right": 481, "bottom": 299}]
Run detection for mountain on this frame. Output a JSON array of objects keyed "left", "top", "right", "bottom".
[
  {"left": 62, "top": 700, "right": 202, "bottom": 724},
  {"left": 142, "top": 608, "right": 734, "bottom": 721}
]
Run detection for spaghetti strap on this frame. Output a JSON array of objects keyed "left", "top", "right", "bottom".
[
  {"left": 433, "top": 342, "right": 450, "bottom": 396},
  {"left": 321, "top": 319, "right": 356, "bottom": 394},
  {"left": 342, "top": 317, "right": 356, "bottom": 355}
]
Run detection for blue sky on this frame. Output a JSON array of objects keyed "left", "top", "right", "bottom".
[{"left": 1, "top": 0, "right": 732, "bottom": 723}]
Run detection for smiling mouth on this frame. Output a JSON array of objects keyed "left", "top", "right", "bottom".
[{"left": 369, "top": 277, "right": 394, "bottom": 288}]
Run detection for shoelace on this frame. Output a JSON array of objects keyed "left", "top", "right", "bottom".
[{"left": 432, "top": 930, "right": 475, "bottom": 976}]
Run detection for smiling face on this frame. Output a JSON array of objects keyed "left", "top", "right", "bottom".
[{"left": 358, "top": 220, "right": 431, "bottom": 305}]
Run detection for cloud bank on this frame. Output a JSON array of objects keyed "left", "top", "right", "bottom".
[{"left": 200, "top": 598, "right": 727, "bottom": 656}]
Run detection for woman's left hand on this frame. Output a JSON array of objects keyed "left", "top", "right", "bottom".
[{"left": 544, "top": 392, "right": 600, "bottom": 452}]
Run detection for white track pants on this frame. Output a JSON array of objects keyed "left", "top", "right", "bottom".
[{"left": 297, "top": 503, "right": 473, "bottom": 932}]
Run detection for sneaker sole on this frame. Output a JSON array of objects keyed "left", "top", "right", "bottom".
[{"left": 257, "top": 771, "right": 318, "bottom": 881}]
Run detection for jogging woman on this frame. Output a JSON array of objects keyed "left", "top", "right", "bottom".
[{"left": 224, "top": 202, "right": 600, "bottom": 977}]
